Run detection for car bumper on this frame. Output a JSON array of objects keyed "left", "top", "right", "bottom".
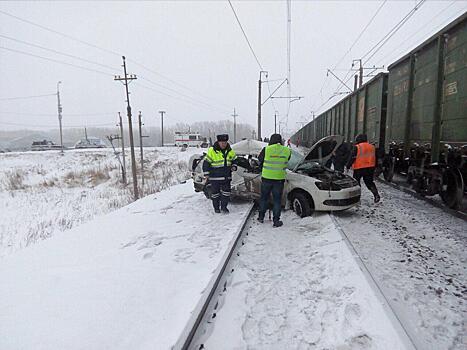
[{"left": 314, "top": 187, "right": 361, "bottom": 211}]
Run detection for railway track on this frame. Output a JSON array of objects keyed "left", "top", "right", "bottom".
[
  {"left": 174, "top": 203, "right": 423, "bottom": 350},
  {"left": 377, "top": 177, "right": 467, "bottom": 222},
  {"left": 174, "top": 203, "right": 255, "bottom": 350}
]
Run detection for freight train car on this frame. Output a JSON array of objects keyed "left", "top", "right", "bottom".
[
  {"left": 291, "top": 12, "right": 466, "bottom": 209},
  {"left": 385, "top": 12, "right": 466, "bottom": 208}
]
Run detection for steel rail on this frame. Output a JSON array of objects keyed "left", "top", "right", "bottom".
[
  {"left": 330, "top": 214, "right": 419, "bottom": 350},
  {"left": 173, "top": 203, "right": 255, "bottom": 350},
  {"left": 377, "top": 178, "right": 467, "bottom": 223}
]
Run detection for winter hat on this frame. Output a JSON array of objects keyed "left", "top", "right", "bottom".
[
  {"left": 355, "top": 134, "right": 368, "bottom": 144},
  {"left": 216, "top": 134, "right": 229, "bottom": 142},
  {"left": 269, "top": 133, "right": 282, "bottom": 145}
]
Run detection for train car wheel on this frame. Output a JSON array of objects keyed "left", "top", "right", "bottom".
[{"left": 440, "top": 168, "right": 464, "bottom": 210}]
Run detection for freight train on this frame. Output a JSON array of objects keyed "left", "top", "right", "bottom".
[{"left": 291, "top": 12, "right": 466, "bottom": 209}]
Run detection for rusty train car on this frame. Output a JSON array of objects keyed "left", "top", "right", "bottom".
[{"left": 291, "top": 12, "right": 467, "bottom": 209}]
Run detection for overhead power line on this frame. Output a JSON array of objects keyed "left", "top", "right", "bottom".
[
  {"left": 0, "top": 9, "right": 232, "bottom": 112},
  {"left": 362, "top": 0, "right": 426, "bottom": 64},
  {"left": 0, "top": 93, "right": 56, "bottom": 101},
  {"left": 227, "top": 0, "right": 264, "bottom": 70},
  {"left": 0, "top": 9, "right": 121, "bottom": 57},
  {"left": 0, "top": 46, "right": 113, "bottom": 76},
  {"left": 139, "top": 76, "right": 230, "bottom": 114},
  {"left": 311, "top": 0, "right": 387, "bottom": 112},
  {"left": 0, "top": 111, "right": 115, "bottom": 117},
  {"left": 326, "top": 0, "right": 426, "bottom": 110},
  {"left": 374, "top": 1, "right": 461, "bottom": 66},
  {"left": 0, "top": 34, "right": 118, "bottom": 72},
  {"left": 128, "top": 59, "right": 231, "bottom": 110},
  {"left": 333, "top": 0, "right": 387, "bottom": 70}
]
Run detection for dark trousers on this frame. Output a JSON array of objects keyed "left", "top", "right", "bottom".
[
  {"left": 210, "top": 180, "right": 231, "bottom": 210},
  {"left": 258, "top": 178, "right": 284, "bottom": 222},
  {"left": 353, "top": 168, "right": 379, "bottom": 198}
]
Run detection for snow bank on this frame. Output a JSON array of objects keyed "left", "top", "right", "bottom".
[{"left": 0, "top": 181, "right": 251, "bottom": 350}]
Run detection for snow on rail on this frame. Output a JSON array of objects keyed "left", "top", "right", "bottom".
[
  {"left": 199, "top": 211, "right": 411, "bottom": 350},
  {"left": 0, "top": 181, "right": 252, "bottom": 350}
]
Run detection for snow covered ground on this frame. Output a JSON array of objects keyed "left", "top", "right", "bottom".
[
  {"left": 0, "top": 181, "right": 252, "bottom": 350},
  {"left": 334, "top": 182, "right": 467, "bottom": 350},
  {"left": 199, "top": 211, "right": 410, "bottom": 350},
  {"left": 0, "top": 147, "right": 198, "bottom": 258}
]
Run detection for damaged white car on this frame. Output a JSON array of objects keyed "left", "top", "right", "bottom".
[{"left": 189, "top": 135, "right": 361, "bottom": 217}]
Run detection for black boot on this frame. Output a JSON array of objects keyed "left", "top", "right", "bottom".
[
  {"left": 214, "top": 208, "right": 221, "bottom": 213},
  {"left": 221, "top": 207, "right": 230, "bottom": 214},
  {"left": 273, "top": 220, "right": 283, "bottom": 228}
]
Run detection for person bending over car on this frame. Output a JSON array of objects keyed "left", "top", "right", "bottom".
[
  {"left": 203, "top": 134, "right": 237, "bottom": 213},
  {"left": 347, "top": 134, "right": 380, "bottom": 203},
  {"left": 257, "top": 133, "right": 291, "bottom": 227}
]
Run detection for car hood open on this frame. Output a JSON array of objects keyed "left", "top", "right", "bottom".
[{"left": 293, "top": 135, "right": 343, "bottom": 171}]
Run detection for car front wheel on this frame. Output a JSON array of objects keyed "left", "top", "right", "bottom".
[{"left": 291, "top": 192, "right": 313, "bottom": 218}]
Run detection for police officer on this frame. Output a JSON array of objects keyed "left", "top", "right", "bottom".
[
  {"left": 203, "top": 134, "right": 237, "bottom": 213},
  {"left": 347, "top": 134, "right": 380, "bottom": 203},
  {"left": 257, "top": 133, "right": 291, "bottom": 227}
]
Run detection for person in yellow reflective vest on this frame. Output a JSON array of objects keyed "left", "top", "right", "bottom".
[
  {"left": 202, "top": 134, "right": 237, "bottom": 213},
  {"left": 257, "top": 133, "right": 291, "bottom": 227}
]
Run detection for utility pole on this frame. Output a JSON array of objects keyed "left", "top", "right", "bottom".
[
  {"left": 84, "top": 127, "right": 88, "bottom": 141},
  {"left": 138, "top": 111, "right": 149, "bottom": 197},
  {"left": 354, "top": 74, "right": 359, "bottom": 91},
  {"left": 56, "top": 81, "right": 64, "bottom": 154},
  {"left": 117, "top": 112, "right": 127, "bottom": 185},
  {"left": 158, "top": 110, "right": 165, "bottom": 147},
  {"left": 257, "top": 71, "right": 267, "bottom": 141},
  {"left": 231, "top": 108, "right": 238, "bottom": 143},
  {"left": 114, "top": 56, "right": 139, "bottom": 200},
  {"left": 274, "top": 111, "right": 278, "bottom": 134}
]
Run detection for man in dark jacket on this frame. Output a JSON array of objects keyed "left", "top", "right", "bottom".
[
  {"left": 333, "top": 142, "right": 352, "bottom": 172},
  {"left": 203, "top": 134, "right": 237, "bottom": 213},
  {"left": 257, "top": 133, "right": 291, "bottom": 227},
  {"left": 347, "top": 134, "right": 380, "bottom": 203}
]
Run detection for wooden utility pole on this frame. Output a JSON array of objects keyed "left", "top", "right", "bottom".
[
  {"left": 118, "top": 112, "right": 127, "bottom": 185},
  {"left": 56, "top": 81, "right": 64, "bottom": 154},
  {"left": 114, "top": 56, "right": 139, "bottom": 200},
  {"left": 158, "top": 110, "right": 165, "bottom": 147},
  {"left": 138, "top": 112, "right": 149, "bottom": 196},
  {"left": 274, "top": 111, "right": 278, "bottom": 134},
  {"left": 231, "top": 108, "right": 238, "bottom": 143}
]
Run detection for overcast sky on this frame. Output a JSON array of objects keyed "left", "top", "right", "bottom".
[{"left": 0, "top": 0, "right": 465, "bottom": 137}]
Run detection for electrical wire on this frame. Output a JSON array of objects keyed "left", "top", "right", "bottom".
[
  {"left": 373, "top": 1, "right": 461, "bottom": 66},
  {"left": 0, "top": 9, "right": 121, "bottom": 57},
  {"left": 322, "top": 0, "right": 427, "bottom": 113},
  {"left": 0, "top": 34, "right": 118, "bottom": 72},
  {"left": 361, "top": 0, "right": 426, "bottom": 64},
  {"left": 227, "top": 0, "right": 264, "bottom": 70},
  {"left": 0, "top": 46, "right": 114, "bottom": 76},
  {"left": 139, "top": 76, "right": 230, "bottom": 114},
  {"left": 311, "top": 0, "right": 387, "bottom": 112},
  {"left": 134, "top": 82, "right": 230, "bottom": 115},
  {"left": 0, "top": 93, "right": 56, "bottom": 101},
  {"left": 0, "top": 9, "right": 233, "bottom": 112},
  {"left": 128, "top": 59, "right": 231, "bottom": 111}
]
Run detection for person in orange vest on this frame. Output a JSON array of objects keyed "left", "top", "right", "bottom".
[{"left": 347, "top": 134, "right": 380, "bottom": 203}]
